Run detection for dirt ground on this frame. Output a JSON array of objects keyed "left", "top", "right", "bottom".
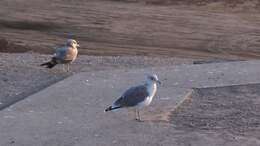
[
  {"left": 0, "top": 0, "right": 260, "bottom": 59},
  {"left": 171, "top": 84, "right": 260, "bottom": 144}
]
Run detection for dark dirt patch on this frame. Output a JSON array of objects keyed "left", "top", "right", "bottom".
[
  {"left": 0, "top": 20, "right": 61, "bottom": 31},
  {"left": 0, "top": 38, "right": 53, "bottom": 54},
  {"left": 171, "top": 84, "right": 260, "bottom": 138},
  {"left": 0, "top": 38, "right": 30, "bottom": 53},
  {"left": 192, "top": 58, "right": 241, "bottom": 64},
  {"left": 111, "top": 0, "right": 259, "bottom": 7}
]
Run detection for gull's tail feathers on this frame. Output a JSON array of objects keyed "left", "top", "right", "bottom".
[
  {"left": 40, "top": 58, "right": 58, "bottom": 68},
  {"left": 104, "top": 106, "right": 122, "bottom": 112}
]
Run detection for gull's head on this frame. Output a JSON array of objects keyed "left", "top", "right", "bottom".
[
  {"left": 66, "top": 39, "right": 80, "bottom": 48},
  {"left": 146, "top": 74, "right": 161, "bottom": 85}
]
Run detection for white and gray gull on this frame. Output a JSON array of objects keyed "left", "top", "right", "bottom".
[
  {"left": 105, "top": 74, "right": 161, "bottom": 121},
  {"left": 41, "top": 39, "right": 79, "bottom": 72}
]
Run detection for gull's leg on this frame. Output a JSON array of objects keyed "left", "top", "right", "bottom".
[
  {"left": 67, "top": 64, "right": 70, "bottom": 72},
  {"left": 135, "top": 109, "right": 142, "bottom": 122},
  {"left": 62, "top": 64, "right": 66, "bottom": 72},
  {"left": 137, "top": 110, "right": 141, "bottom": 121},
  {"left": 135, "top": 109, "right": 138, "bottom": 120}
]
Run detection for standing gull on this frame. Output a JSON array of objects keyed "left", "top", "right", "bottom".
[
  {"left": 41, "top": 39, "right": 79, "bottom": 72},
  {"left": 105, "top": 74, "right": 161, "bottom": 121}
]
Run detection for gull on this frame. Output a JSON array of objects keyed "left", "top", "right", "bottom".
[
  {"left": 105, "top": 74, "right": 161, "bottom": 121},
  {"left": 41, "top": 39, "right": 79, "bottom": 72}
]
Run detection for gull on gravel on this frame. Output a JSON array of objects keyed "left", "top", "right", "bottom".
[
  {"left": 105, "top": 74, "right": 161, "bottom": 121},
  {"left": 40, "top": 39, "right": 79, "bottom": 72}
]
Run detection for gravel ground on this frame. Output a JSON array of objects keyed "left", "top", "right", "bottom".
[
  {"left": 171, "top": 84, "right": 260, "bottom": 141},
  {"left": 0, "top": 52, "right": 194, "bottom": 110}
]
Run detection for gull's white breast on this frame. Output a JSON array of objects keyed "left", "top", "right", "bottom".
[{"left": 138, "top": 83, "right": 157, "bottom": 108}]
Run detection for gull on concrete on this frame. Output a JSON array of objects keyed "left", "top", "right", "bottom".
[
  {"left": 105, "top": 74, "right": 161, "bottom": 121},
  {"left": 40, "top": 39, "right": 79, "bottom": 72}
]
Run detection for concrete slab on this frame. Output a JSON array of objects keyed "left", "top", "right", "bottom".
[{"left": 1, "top": 60, "right": 260, "bottom": 145}]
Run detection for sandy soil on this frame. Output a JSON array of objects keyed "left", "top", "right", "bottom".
[
  {"left": 0, "top": 52, "right": 193, "bottom": 110},
  {"left": 0, "top": 0, "right": 260, "bottom": 59}
]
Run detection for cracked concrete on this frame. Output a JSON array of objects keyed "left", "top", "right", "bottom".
[{"left": 0, "top": 60, "right": 260, "bottom": 145}]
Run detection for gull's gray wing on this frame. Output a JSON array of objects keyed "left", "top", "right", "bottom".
[
  {"left": 54, "top": 47, "right": 68, "bottom": 60},
  {"left": 114, "top": 85, "right": 149, "bottom": 107},
  {"left": 55, "top": 46, "right": 77, "bottom": 61}
]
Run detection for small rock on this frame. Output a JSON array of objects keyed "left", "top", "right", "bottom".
[
  {"left": 57, "top": 121, "right": 63, "bottom": 124},
  {"left": 160, "top": 97, "right": 170, "bottom": 100},
  {"left": 10, "top": 140, "right": 15, "bottom": 144},
  {"left": 4, "top": 115, "right": 15, "bottom": 119},
  {"left": 112, "top": 140, "right": 117, "bottom": 144}
]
